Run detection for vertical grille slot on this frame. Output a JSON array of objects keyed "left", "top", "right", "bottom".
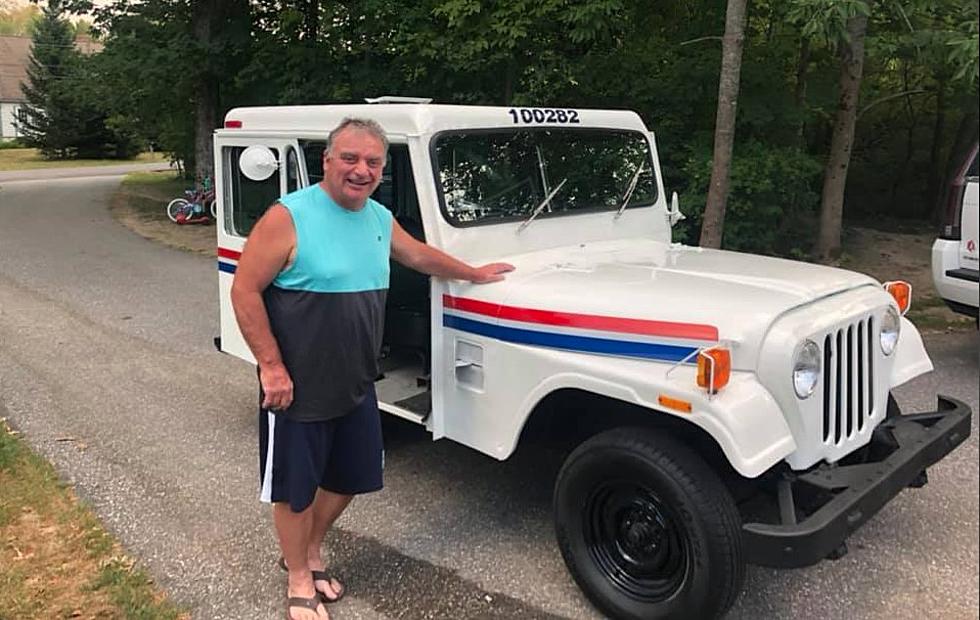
[
  {"left": 822, "top": 335, "right": 832, "bottom": 442},
  {"left": 822, "top": 315, "right": 876, "bottom": 446},
  {"left": 857, "top": 321, "right": 865, "bottom": 432},
  {"left": 867, "top": 316, "right": 874, "bottom": 416},
  {"left": 835, "top": 330, "right": 843, "bottom": 444}
]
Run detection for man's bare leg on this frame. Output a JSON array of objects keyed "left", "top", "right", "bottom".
[
  {"left": 275, "top": 502, "right": 329, "bottom": 620},
  {"left": 308, "top": 488, "right": 352, "bottom": 600}
]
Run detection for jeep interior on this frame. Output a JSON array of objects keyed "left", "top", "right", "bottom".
[{"left": 301, "top": 141, "right": 432, "bottom": 417}]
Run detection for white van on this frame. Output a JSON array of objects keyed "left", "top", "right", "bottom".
[
  {"left": 213, "top": 100, "right": 971, "bottom": 620},
  {"left": 932, "top": 143, "right": 979, "bottom": 320}
]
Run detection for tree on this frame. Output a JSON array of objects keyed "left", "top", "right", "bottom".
[
  {"left": 18, "top": 0, "right": 81, "bottom": 157},
  {"left": 815, "top": 1, "right": 871, "bottom": 261},
  {"left": 0, "top": 0, "right": 40, "bottom": 35},
  {"left": 699, "top": 0, "right": 749, "bottom": 249}
]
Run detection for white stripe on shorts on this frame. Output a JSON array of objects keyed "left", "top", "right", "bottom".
[{"left": 259, "top": 411, "right": 276, "bottom": 503}]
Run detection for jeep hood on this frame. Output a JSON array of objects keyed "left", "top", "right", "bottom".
[{"left": 457, "top": 239, "right": 880, "bottom": 368}]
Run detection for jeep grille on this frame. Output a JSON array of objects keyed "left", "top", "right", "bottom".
[{"left": 822, "top": 316, "right": 875, "bottom": 444}]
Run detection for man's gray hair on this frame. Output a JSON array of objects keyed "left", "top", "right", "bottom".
[{"left": 325, "top": 117, "right": 389, "bottom": 157}]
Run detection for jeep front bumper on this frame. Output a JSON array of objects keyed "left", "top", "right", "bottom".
[{"left": 743, "top": 395, "right": 972, "bottom": 568}]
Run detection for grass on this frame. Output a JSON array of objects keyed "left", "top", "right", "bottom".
[
  {"left": 0, "top": 418, "right": 186, "bottom": 620},
  {"left": 110, "top": 171, "right": 216, "bottom": 256},
  {"left": 120, "top": 171, "right": 189, "bottom": 201},
  {"left": 0, "top": 148, "right": 169, "bottom": 172}
]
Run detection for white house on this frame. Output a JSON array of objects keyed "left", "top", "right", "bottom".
[
  {"left": 0, "top": 34, "right": 102, "bottom": 141},
  {"left": 0, "top": 36, "right": 30, "bottom": 140}
]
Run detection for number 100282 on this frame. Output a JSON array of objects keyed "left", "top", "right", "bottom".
[{"left": 508, "top": 108, "right": 581, "bottom": 125}]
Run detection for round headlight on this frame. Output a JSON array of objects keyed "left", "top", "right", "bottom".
[
  {"left": 880, "top": 307, "right": 900, "bottom": 356},
  {"left": 793, "top": 340, "right": 821, "bottom": 399}
]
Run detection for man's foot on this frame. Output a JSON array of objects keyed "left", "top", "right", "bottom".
[
  {"left": 285, "top": 594, "right": 328, "bottom": 620},
  {"left": 312, "top": 569, "right": 344, "bottom": 603},
  {"left": 278, "top": 556, "right": 345, "bottom": 604}
]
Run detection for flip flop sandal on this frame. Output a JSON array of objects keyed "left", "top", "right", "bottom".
[
  {"left": 278, "top": 557, "right": 345, "bottom": 603},
  {"left": 286, "top": 595, "right": 325, "bottom": 620},
  {"left": 312, "top": 569, "right": 345, "bottom": 603}
]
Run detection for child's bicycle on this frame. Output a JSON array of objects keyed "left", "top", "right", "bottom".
[{"left": 167, "top": 182, "right": 216, "bottom": 225}]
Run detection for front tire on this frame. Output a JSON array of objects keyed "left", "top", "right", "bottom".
[
  {"left": 166, "top": 198, "right": 188, "bottom": 222},
  {"left": 554, "top": 427, "right": 744, "bottom": 620}
]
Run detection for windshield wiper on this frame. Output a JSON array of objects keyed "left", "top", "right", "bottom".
[
  {"left": 614, "top": 163, "right": 644, "bottom": 220},
  {"left": 518, "top": 178, "right": 567, "bottom": 231}
]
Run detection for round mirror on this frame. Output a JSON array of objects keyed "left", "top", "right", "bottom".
[{"left": 239, "top": 145, "right": 279, "bottom": 181}]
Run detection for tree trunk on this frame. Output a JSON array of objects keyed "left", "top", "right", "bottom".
[
  {"left": 794, "top": 37, "right": 811, "bottom": 148},
  {"left": 192, "top": 0, "right": 222, "bottom": 184},
  {"left": 814, "top": 12, "right": 869, "bottom": 262},
  {"left": 303, "top": 0, "right": 319, "bottom": 42},
  {"left": 889, "top": 63, "right": 915, "bottom": 208},
  {"left": 699, "top": 0, "right": 748, "bottom": 249},
  {"left": 925, "top": 80, "right": 946, "bottom": 220}
]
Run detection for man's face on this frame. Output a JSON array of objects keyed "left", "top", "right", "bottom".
[{"left": 321, "top": 128, "right": 386, "bottom": 210}]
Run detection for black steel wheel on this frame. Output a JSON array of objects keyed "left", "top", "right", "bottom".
[{"left": 555, "top": 427, "right": 744, "bottom": 620}]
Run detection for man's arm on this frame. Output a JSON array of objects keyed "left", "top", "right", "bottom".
[
  {"left": 390, "top": 220, "right": 514, "bottom": 283},
  {"left": 230, "top": 204, "right": 296, "bottom": 410}
]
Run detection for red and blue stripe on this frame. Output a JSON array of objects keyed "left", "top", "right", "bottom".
[
  {"left": 218, "top": 247, "right": 240, "bottom": 274},
  {"left": 443, "top": 295, "right": 717, "bottom": 363}
]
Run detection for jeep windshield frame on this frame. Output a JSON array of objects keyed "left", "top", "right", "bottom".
[{"left": 430, "top": 127, "right": 658, "bottom": 228}]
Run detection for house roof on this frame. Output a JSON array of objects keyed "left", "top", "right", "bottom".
[
  {"left": 0, "top": 34, "right": 103, "bottom": 104},
  {"left": 0, "top": 36, "right": 31, "bottom": 103}
]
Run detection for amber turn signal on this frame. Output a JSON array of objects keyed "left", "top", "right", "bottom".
[
  {"left": 697, "top": 347, "right": 731, "bottom": 394},
  {"left": 884, "top": 281, "right": 911, "bottom": 315},
  {"left": 658, "top": 394, "right": 693, "bottom": 413}
]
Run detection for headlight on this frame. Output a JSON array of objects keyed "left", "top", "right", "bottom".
[
  {"left": 793, "top": 340, "right": 821, "bottom": 399},
  {"left": 880, "top": 307, "right": 900, "bottom": 355}
]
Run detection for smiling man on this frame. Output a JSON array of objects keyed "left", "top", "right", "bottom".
[{"left": 230, "top": 118, "right": 513, "bottom": 620}]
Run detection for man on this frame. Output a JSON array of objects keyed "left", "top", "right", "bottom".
[{"left": 230, "top": 118, "right": 513, "bottom": 620}]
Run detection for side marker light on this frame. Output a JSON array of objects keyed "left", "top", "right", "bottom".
[{"left": 658, "top": 394, "right": 692, "bottom": 413}]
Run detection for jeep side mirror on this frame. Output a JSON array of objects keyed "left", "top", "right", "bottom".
[
  {"left": 668, "top": 191, "right": 685, "bottom": 227},
  {"left": 239, "top": 145, "right": 280, "bottom": 181}
]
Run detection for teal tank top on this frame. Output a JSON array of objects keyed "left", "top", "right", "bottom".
[{"left": 274, "top": 184, "right": 393, "bottom": 293}]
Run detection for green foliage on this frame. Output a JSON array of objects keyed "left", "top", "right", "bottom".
[
  {"left": 788, "top": 0, "right": 871, "bottom": 47},
  {"left": 0, "top": 0, "right": 40, "bottom": 35},
  {"left": 18, "top": 0, "right": 139, "bottom": 159},
  {"left": 39, "top": 0, "right": 976, "bottom": 243},
  {"left": 680, "top": 141, "right": 823, "bottom": 256}
]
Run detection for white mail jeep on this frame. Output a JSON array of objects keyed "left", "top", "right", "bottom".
[{"left": 213, "top": 100, "right": 971, "bottom": 620}]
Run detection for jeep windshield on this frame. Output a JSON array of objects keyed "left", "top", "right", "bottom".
[{"left": 433, "top": 128, "right": 658, "bottom": 226}]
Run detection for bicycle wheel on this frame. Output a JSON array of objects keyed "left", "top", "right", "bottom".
[
  {"left": 167, "top": 198, "right": 189, "bottom": 222},
  {"left": 208, "top": 198, "right": 217, "bottom": 219}
]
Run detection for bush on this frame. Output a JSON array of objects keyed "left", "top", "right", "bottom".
[
  {"left": 678, "top": 141, "right": 823, "bottom": 257},
  {"left": 0, "top": 138, "right": 28, "bottom": 150}
]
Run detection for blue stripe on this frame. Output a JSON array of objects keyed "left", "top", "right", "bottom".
[
  {"left": 444, "top": 315, "right": 697, "bottom": 362},
  {"left": 218, "top": 261, "right": 237, "bottom": 274}
]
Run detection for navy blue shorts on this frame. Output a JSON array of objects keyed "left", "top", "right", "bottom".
[{"left": 258, "top": 385, "right": 383, "bottom": 512}]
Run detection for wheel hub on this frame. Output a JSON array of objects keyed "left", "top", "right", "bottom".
[
  {"left": 585, "top": 483, "right": 691, "bottom": 602},
  {"left": 620, "top": 507, "right": 664, "bottom": 555}
]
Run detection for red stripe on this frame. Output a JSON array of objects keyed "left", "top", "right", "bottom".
[
  {"left": 443, "top": 295, "right": 718, "bottom": 341},
  {"left": 218, "top": 247, "right": 241, "bottom": 261}
]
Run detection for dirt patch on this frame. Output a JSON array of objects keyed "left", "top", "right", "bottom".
[
  {"left": 840, "top": 227, "right": 975, "bottom": 333},
  {"left": 110, "top": 174, "right": 215, "bottom": 257},
  {"left": 1, "top": 420, "right": 185, "bottom": 619}
]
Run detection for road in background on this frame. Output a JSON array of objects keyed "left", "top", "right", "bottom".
[
  {"left": 0, "top": 161, "right": 171, "bottom": 183},
  {"left": 1, "top": 174, "right": 977, "bottom": 619}
]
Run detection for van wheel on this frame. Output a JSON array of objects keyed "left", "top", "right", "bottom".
[{"left": 554, "top": 427, "right": 744, "bottom": 620}]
